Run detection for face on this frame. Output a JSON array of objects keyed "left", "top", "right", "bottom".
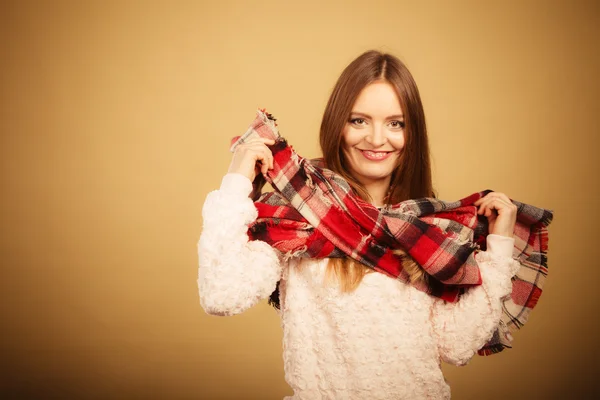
[{"left": 342, "top": 80, "right": 405, "bottom": 187}]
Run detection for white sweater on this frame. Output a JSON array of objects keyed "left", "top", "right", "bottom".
[{"left": 197, "top": 173, "right": 521, "bottom": 400}]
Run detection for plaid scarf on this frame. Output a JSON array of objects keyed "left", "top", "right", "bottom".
[{"left": 230, "top": 110, "right": 553, "bottom": 356}]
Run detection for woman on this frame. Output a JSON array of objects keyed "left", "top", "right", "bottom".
[{"left": 198, "top": 51, "right": 524, "bottom": 399}]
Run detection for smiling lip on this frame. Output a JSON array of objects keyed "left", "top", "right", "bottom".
[{"left": 359, "top": 150, "right": 392, "bottom": 161}]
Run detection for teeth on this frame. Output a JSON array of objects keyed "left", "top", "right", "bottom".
[{"left": 363, "top": 151, "right": 388, "bottom": 159}]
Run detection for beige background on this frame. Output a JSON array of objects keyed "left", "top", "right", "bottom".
[{"left": 1, "top": 0, "right": 598, "bottom": 399}]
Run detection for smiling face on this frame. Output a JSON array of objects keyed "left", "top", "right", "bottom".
[{"left": 341, "top": 80, "right": 405, "bottom": 188}]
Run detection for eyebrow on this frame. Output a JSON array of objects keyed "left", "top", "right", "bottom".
[{"left": 350, "top": 111, "right": 404, "bottom": 119}]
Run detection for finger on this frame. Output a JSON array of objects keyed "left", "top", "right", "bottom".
[
  {"left": 242, "top": 143, "right": 273, "bottom": 170},
  {"left": 485, "top": 206, "right": 498, "bottom": 217},
  {"left": 488, "top": 196, "right": 512, "bottom": 209},
  {"left": 242, "top": 137, "right": 275, "bottom": 147},
  {"left": 269, "top": 148, "right": 274, "bottom": 170},
  {"left": 477, "top": 197, "right": 493, "bottom": 214},
  {"left": 260, "top": 138, "right": 275, "bottom": 170},
  {"left": 260, "top": 157, "right": 269, "bottom": 176},
  {"left": 474, "top": 192, "right": 493, "bottom": 205},
  {"left": 257, "top": 147, "right": 272, "bottom": 175},
  {"left": 474, "top": 191, "right": 499, "bottom": 206},
  {"left": 237, "top": 142, "right": 273, "bottom": 156},
  {"left": 494, "top": 192, "right": 514, "bottom": 206},
  {"left": 254, "top": 157, "right": 268, "bottom": 177},
  {"left": 240, "top": 138, "right": 270, "bottom": 147},
  {"left": 479, "top": 197, "right": 501, "bottom": 210},
  {"left": 477, "top": 202, "right": 486, "bottom": 216},
  {"left": 261, "top": 137, "right": 276, "bottom": 144},
  {"left": 264, "top": 146, "right": 274, "bottom": 171},
  {"left": 485, "top": 192, "right": 514, "bottom": 207},
  {"left": 264, "top": 153, "right": 273, "bottom": 175},
  {"left": 477, "top": 194, "right": 506, "bottom": 208},
  {"left": 259, "top": 143, "right": 274, "bottom": 170},
  {"left": 477, "top": 197, "right": 500, "bottom": 215},
  {"left": 476, "top": 202, "right": 489, "bottom": 213},
  {"left": 252, "top": 145, "right": 271, "bottom": 165},
  {"left": 478, "top": 201, "right": 492, "bottom": 217},
  {"left": 482, "top": 198, "right": 513, "bottom": 218},
  {"left": 261, "top": 160, "right": 269, "bottom": 176},
  {"left": 238, "top": 135, "right": 274, "bottom": 145}
]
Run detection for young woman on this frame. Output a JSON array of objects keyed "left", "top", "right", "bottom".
[{"left": 198, "top": 51, "right": 524, "bottom": 399}]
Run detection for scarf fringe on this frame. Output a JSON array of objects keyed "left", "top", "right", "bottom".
[
  {"left": 283, "top": 246, "right": 308, "bottom": 262},
  {"left": 234, "top": 109, "right": 553, "bottom": 358},
  {"left": 477, "top": 343, "right": 512, "bottom": 356}
]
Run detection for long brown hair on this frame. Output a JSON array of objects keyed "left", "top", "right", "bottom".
[{"left": 320, "top": 50, "right": 435, "bottom": 292}]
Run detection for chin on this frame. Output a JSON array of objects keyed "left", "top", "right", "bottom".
[
  {"left": 345, "top": 153, "right": 398, "bottom": 181},
  {"left": 354, "top": 169, "right": 394, "bottom": 182}
]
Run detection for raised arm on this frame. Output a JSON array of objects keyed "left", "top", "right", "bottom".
[
  {"left": 197, "top": 173, "right": 283, "bottom": 316},
  {"left": 430, "top": 234, "right": 521, "bottom": 366}
]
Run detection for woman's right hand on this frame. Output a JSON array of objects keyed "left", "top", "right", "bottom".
[{"left": 227, "top": 137, "right": 275, "bottom": 181}]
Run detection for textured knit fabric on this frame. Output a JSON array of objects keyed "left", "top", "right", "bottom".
[
  {"left": 230, "top": 110, "right": 553, "bottom": 355},
  {"left": 197, "top": 173, "right": 522, "bottom": 400}
]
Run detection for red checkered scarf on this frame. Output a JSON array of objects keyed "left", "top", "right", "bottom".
[{"left": 230, "top": 110, "right": 553, "bottom": 356}]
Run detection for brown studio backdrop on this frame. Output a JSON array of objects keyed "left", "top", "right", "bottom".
[{"left": 1, "top": 0, "right": 598, "bottom": 399}]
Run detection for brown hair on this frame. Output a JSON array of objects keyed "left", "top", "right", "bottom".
[{"left": 320, "top": 50, "right": 435, "bottom": 292}]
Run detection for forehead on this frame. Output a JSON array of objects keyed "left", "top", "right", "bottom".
[{"left": 352, "top": 81, "right": 403, "bottom": 116}]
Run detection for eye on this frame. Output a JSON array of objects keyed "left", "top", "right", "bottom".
[
  {"left": 349, "top": 118, "right": 367, "bottom": 126},
  {"left": 389, "top": 120, "right": 405, "bottom": 129}
]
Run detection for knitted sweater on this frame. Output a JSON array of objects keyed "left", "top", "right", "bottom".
[{"left": 197, "top": 173, "right": 521, "bottom": 400}]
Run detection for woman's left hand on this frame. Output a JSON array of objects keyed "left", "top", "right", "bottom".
[{"left": 473, "top": 192, "right": 517, "bottom": 237}]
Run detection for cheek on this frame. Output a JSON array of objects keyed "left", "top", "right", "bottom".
[
  {"left": 341, "top": 144, "right": 356, "bottom": 166},
  {"left": 342, "top": 127, "right": 363, "bottom": 148},
  {"left": 391, "top": 132, "right": 406, "bottom": 151}
]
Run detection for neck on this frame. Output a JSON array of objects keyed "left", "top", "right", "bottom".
[{"left": 360, "top": 176, "right": 392, "bottom": 208}]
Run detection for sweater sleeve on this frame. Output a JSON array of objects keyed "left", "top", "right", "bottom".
[
  {"left": 197, "top": 173, "right": 283, "bottom": 316},
  {"left": 430, "top": 234, "right": 521, "bottom": 366}
]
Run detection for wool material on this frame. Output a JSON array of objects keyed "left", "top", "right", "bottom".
[
  {"left": 197, "top": 174, "right": 523, "bottom": 398},
  {"left": 230, "top": 110, "right": 553, "bottom": 355}
]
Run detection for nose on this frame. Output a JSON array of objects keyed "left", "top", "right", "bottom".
[{"left": 365, "top": 124, "right": 386, "bottom": 147}]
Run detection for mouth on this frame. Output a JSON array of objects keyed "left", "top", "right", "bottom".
[{"left": 358, "top": 149, "right": 393, "bottom": 161}]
